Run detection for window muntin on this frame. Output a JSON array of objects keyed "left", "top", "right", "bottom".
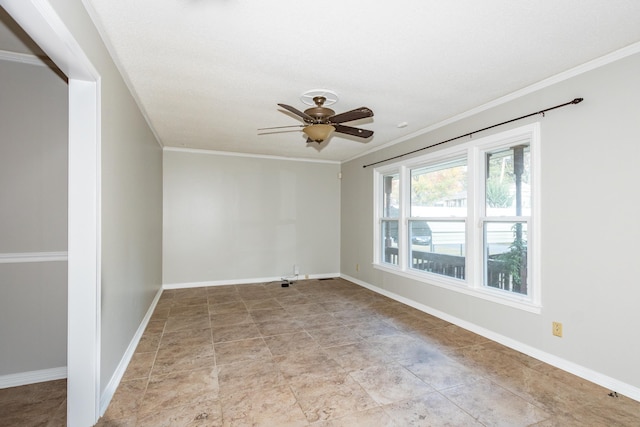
[{"left": 373, "top": 124, "right": 540, "bottom": 311}]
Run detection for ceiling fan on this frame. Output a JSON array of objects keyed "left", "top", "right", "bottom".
[{"left": 259, "top": 96, "right": 374, "bottom": 143}]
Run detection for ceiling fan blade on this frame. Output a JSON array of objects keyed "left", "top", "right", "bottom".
[
  {"left": 329, "top": 107, "right": 374, "bottom": 124},
  {"left": 258, "top": 125, "right": 304, "bottom": 130},
  {"left": 334, "top": 124, "right": 374, "bottom": 139},
  {"left": 277, "top": 103, "right": 315, "bottom": 122}
]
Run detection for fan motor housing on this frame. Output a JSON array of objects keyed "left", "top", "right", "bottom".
[
  {"left": 304, "top": 106, "right": 335, "bottom": 121},
  {"left": 304, "top": 96, "right": 335, "bottom": 122}
]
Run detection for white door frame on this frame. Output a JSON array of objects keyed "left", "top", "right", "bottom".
[{"left": 0, "top": 1, "right": 101, "bottom": 426}]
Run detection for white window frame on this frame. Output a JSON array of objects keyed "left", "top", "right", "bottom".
[
  {"left": 373, "top": 123, "right": 541, "bottom": 313},
  {"left": 407, "top": 157, "right": 469, "bottom": 281},
  {"left": 374, "top": 169, "right": 403, "bottom": 267}
]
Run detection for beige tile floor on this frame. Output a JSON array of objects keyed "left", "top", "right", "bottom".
[
  {"left": 0, "top": 379, "right": 66, "bottom": 427},
  {"left": 4, "top": 278, "right": 640, "bottom": 426}
]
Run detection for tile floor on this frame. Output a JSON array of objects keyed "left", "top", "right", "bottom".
[
  {"left": 4, "top": 278, "right": 640, "bottom": 426},
  {"left": 0, "top": 379, "right": 66, "bottom": 427}
]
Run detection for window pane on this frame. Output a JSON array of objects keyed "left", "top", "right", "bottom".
[
  {"left": 411, "top": 160, "right": 467, "bottom": 217},
  {"left": 486, "top": 145, "right": 530, "bottom": 217},
  {"left": 382, "top": 173, "right": 400, "bottom": 218},
  {"left": 484, "top": 221, "right": 528, "bottom": 295},
  {"left": 409, "top": 220, "right": 465, "bottom": 279},
  {"left": 381, "top": 220, "right": 399, "bottom": 265}
]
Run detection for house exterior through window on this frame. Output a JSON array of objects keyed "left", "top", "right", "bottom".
[{"left": 373, "top": 123, "right": 541, "bottom": 312}]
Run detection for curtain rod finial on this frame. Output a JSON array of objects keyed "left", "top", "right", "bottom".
[{"left": 572, "top": 98, "right": 584, "bottom": 104}]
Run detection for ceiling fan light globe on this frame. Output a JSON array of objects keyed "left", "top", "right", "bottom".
[{"left": 303, "top": 124, "right": 335, "bottom": 142}]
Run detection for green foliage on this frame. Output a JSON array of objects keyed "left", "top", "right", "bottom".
[
  {"left": 486, "top": 178, "right": 513, "bottom": 208},
  {"left": 411, "top": 166, "right": 466, "bottom": 206},
  {"left": 498, "top": 223, "right": 527, "bottom": 294}
]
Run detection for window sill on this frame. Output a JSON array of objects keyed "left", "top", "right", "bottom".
[{"left": 373, "top": 263, "right": 542, "bottom": 314}]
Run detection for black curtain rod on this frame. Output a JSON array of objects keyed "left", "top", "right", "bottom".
[{"left": 362, "top": 97, "right": 583, "bottom": 169}]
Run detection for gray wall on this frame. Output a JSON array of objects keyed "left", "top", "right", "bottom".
[
  {"left": 163, "top": 150, "right": 340, "bottom": 285},
  {"left": 47, "top": 0, "right": 164, "bottom": 396},
  {"left": 341, "top": 52, "right": 640, "bottom": 391},
  {"left": 0, "top": 59, "right": 68, "bottom": 376}
]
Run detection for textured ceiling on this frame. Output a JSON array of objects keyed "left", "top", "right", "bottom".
[{"left": 26, "top": 2, "right": 640, "bottom": 161}]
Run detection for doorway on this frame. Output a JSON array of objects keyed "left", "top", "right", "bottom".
[{"left": 0, "top": 1, "right": 101, "bottom": 425}]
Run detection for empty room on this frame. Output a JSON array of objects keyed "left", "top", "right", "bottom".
[{"left": 1, "top": 1, "right": 640, "bottom": 426}]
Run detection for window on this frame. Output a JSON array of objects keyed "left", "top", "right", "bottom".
[
  {"left": 410, "top": 160, "right": 467, "bottom": 279},
  {"left": 483, "top": 145, "right": 530, "bottom": 295},
  {"left": 380, "top": 172, "right": 400, "bottom": 266},
  {"left": 374, "top": 124, "right": 540, "bottom": 312}
]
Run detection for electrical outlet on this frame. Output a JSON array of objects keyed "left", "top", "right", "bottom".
[
  {"left": 293, "top": 264, "right": 299, "bottom": 275},
  {"left": 552, "top": 321, "right": 563, "bottom": 337}
]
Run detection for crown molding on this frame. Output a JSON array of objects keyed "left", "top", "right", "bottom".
[
  {"left": 163, "top": 146, "right": 341, "bottom": 165},
  {"left": 345, "top": 41, "right": 640, "bottom": 164}
]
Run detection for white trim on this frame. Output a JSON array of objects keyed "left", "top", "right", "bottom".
[
  {"left": 372, "top": 124, "right": 541, "bottom": 312},
  {"left": 0, "top": 49, "right": 55, "bottom": 68},
  {"left": 164, "top": 146, "right": 341, "bottom": 165},
  {"left": 372, "top": 263, "right": 541, "bottom": 314},
  {"left": 341, "top": 273, "right": 640, "bottom": 403},
  {"left": 99, "top": 287, "right": 163, "bottom": 416},
  {"left": 344, "top": 40, "right": 640, "bottom": 164},
  {"left": 67, "top": 77, "right": 101, "bottom": 427},
  {"left": 0, "top": 1, "right": 103, "bottom": 425},
  {"left": 0, "top": 366, "right": 67, "bottom": 389},
  {"left": 0, "top": 251, "right": 68, "bottom": 264},
  {"left": 1, "top": 0, "right": 98, "bottom": 81},
  {"left": 163, "top": 273, "right": 340, "bottom": 290}
]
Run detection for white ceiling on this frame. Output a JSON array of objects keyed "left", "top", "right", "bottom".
[{"left": 6, "top": 2, "right": 640, "bottom": 162}]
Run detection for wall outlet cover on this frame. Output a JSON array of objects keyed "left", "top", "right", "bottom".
[{"left": 552, "top": 321, "right": 563, "bottom": 337}]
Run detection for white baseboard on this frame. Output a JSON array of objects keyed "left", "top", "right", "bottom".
[
  {"left": 341, "top": 273, "right": 640, "bottom": 403},
  {"left": 0, "top": 366, "right": 67, "bottom": 388},
  {"left": 163, "top": 273, "right": 340, "bottom": 290},
  {"left": 99, "top": 287, "right": 163, "bottom": 416}
]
